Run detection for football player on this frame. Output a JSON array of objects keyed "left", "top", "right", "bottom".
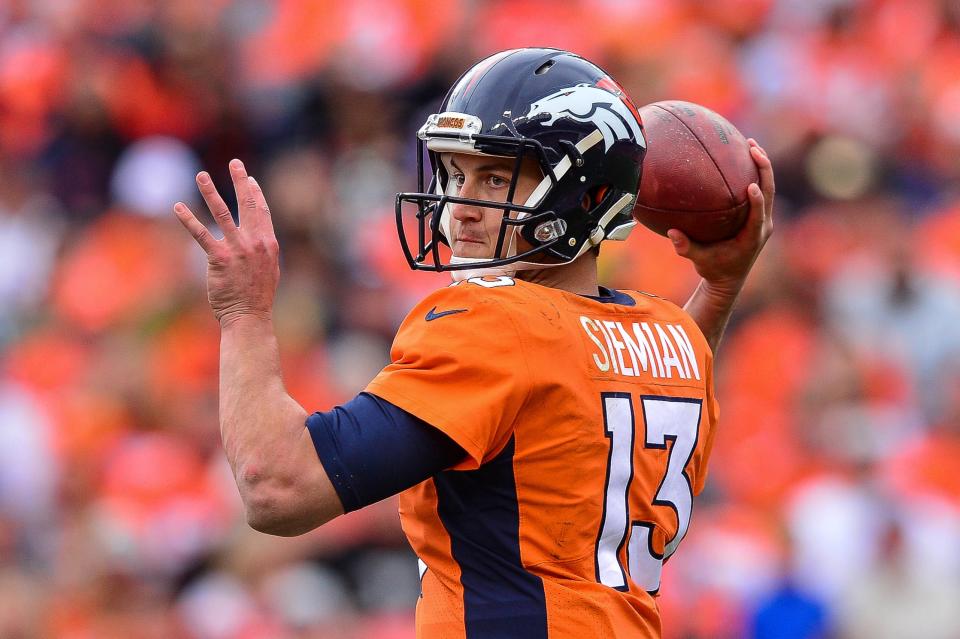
[{"left": 174, "top": 48, "right": 774, "bottom": 638}]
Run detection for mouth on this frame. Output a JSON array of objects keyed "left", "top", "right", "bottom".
[{"left": 452, "top": 236, "right": 492, "bottom": 259}]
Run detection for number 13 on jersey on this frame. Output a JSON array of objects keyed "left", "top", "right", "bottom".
[{"left": 595, "top": 393, "right": 702, "bottom": 593}]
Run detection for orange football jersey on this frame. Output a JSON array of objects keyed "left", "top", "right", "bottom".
[{"left": 366, "top": 275, "right": 719, "bottom": 639}]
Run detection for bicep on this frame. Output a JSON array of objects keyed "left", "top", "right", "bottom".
[{"left": 306, "top": 392, "right": 466, "bottom": 513}]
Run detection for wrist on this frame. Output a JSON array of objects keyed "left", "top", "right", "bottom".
[
  {"left": 698, "top": 276, "right": 746, "bottom": 303},
  {"left": 219, "top": 310, "right": 274, "bottom": 332}
]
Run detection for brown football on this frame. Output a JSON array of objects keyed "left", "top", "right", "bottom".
[{"left": 633, "top": 101, "right": 758, "bottom": 243}]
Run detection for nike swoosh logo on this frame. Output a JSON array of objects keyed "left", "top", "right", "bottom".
[{"left": 425, "top": 306, "right": 468, "bottom": 321}]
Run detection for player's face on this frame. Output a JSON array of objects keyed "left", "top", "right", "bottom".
[{"left": 443, "top": 153, "right": 543, "bottom": 259}]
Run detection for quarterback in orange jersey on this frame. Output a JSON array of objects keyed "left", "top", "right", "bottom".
[{"left": 173, "top": 48, "right": 774, "bottom": 638}]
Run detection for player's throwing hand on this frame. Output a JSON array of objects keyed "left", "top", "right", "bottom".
[
  {"left": 173, "top": 159, "right": 280, "bottom": 326},
  {"left": 668, "top": 139, "right": 775, "bottom": 297}
]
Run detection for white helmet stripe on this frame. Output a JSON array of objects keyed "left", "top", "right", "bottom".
[{"left": 523, "top": 128, "right": 603, "bottom": 208}]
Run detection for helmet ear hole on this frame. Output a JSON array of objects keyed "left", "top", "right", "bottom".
[{"left": 582, "top": 185, "right": 611, "bottom": 211}]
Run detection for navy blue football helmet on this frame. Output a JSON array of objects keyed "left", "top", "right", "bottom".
[{"left": 396, "top": 48, "right": 647, "bottom": 274}]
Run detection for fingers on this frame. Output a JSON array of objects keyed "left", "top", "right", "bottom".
[
  {"left": 746, "top": 181, "right": 766, "bottom": 234},
  {"left": 194, "top": 160, "right": 273, "bottom": 234},
  {"left": 177, "top": 160, "right": 278, "bottom": 274},
  {"left": 747, "top": 139, "right": 775, "bottom": 209},
  {"left": 174, "top": 202, "right": 219, "bottom": 254},
  {"left": 752, "top": 148, "right": 775, "bottom": 202},
  {"left": 747, "top": 139, "right": 775, "bottom": 242},
  {"left": 196, "top": 171, "right": 240, "bottom": 242}
]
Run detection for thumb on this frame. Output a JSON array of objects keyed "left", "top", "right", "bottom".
[{"left": 667, "top": 229, "right": 691, "bottom": 257}]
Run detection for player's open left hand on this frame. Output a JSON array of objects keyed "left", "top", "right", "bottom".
[
  {"left": 173, "top": 159, "right": 280, "bottom": 326},
  {"left": 667, "top": 139, "right": 775, "bottom": 298}
]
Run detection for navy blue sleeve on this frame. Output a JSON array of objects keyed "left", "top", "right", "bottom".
[{"left": 305, "top": 392, "right": 466, "bottom": 512}]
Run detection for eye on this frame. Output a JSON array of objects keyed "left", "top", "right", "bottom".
[
  {"left": 488, "top": 174, "right": 510, "bottom": 188},
  {"left": 451, "top": 172, "right": 465, "bottom": 188}
]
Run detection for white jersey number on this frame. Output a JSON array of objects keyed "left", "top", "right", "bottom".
[{"left": 595, "top": 394, "right": 702, "bottom": 593}]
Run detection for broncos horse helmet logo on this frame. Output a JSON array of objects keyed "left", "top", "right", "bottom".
[{"left": 523, "top": 83, "right": 646, "bottom": 152}]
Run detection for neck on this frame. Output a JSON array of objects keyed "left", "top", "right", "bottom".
[{"left": 517, "top": 252, "right": 600, "bottom": 296}]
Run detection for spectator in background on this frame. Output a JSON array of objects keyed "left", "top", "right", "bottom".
[
  {"left": 824, "top": 212, "right": 960, "bottom": 422},
  {"left": 836, "top": 515, "right": 960, "bottom": 639}
]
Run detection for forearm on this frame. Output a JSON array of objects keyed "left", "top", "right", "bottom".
[
  {"left": 683, "top": 278, "right": 743, "bottom": 355},
  {"left": 219, "top": 314, "right": 312, "bottom": 525},
  {"left": 178, "top": 161, "right": 342, "bottom": 535}
]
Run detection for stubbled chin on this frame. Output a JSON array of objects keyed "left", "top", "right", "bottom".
[{"left": 453, "top": 242, "right": 493, "bottom": 259}]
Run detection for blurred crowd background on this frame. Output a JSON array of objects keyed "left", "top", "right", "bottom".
[{"left": 2, "top": 0, "right": 960, "bottom": 637}]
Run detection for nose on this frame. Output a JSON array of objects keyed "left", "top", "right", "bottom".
[
  {"left": 449, "top": 178, "right": 483, "bottom": 222},
  {"left": 450, "top": 200, "right": 483, "bottom": 223}
]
